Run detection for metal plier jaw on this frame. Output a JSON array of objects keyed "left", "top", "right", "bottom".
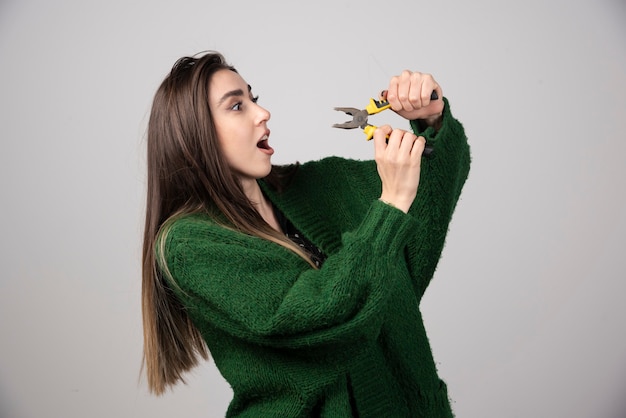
[{"left": 333, "top": 98, "right": 391, "bottom": 140}]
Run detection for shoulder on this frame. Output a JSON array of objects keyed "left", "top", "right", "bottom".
[
  {"left": 160, "top": 213, "right": 284, "bottom": 276},
  {"left": 264, "top": 157, "right": 378, "bottom": 197},
  {"left": 161, "top": 213, "right": 241, "bottom": 254},
  {"left": 165, "top": 213, "right": 215, "bottom": 239},
  {"left": 299, "top": 156, "right": 373, "bottom": 170},
  {"left": 294, "top": 156, "right": 377, "bottom": 185}
]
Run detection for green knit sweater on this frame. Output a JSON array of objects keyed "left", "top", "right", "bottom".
[{"left": 162, "top": 98, "right": 470, "bottom": 417}]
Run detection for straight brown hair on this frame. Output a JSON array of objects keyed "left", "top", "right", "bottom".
[{"left": 142, "top": 52, "right": 312, "bottom": 395}]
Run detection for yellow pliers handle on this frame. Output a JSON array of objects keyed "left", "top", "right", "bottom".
[
  {"left": 365, "top": 98, "right": 391, "bottom": 115},
  {"left": 363, "top": 98, "right": 391, "bottom": 140}
]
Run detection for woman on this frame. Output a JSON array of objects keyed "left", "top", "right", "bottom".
[{"left": 142, "top": 51, "right": 470, "bottom": 417}]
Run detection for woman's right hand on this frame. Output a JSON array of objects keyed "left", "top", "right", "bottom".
[{"left": 373, "top": 125, "right": 426, "bottom": 213}]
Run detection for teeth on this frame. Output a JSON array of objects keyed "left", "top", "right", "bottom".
[{"left": 261, "top": 135, "right": 269, "bottom": 141}]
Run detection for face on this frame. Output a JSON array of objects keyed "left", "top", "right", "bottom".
[{"left": 209, "top": 69, "right": 273, "bottom": 185}]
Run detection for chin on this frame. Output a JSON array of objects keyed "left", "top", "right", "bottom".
[
  {"left": 247, "top": 166, "right": 272, "bottom": 180},
  {"left": 259, "top": 166, "right": 273, "bottom": 178}
]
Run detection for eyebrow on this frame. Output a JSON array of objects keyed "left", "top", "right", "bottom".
[{"left": 217, "top": 85, "right": 253, "bottom": 107}]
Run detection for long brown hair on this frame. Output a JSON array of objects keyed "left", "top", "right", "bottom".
[{"left": 142, "top": 52, "right": 311, "bottom": 395}]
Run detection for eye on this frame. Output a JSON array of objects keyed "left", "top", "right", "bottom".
[{"left": 230, "top": 96, "right": 259, "bottom": 111}]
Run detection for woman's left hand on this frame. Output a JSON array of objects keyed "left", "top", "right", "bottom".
[{"left": 383, "top": 70, "right": 444, "bottom": 125}]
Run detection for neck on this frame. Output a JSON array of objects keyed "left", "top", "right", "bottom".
[{"left": 241, "top": 179, "right": 281, "bottom": 233}]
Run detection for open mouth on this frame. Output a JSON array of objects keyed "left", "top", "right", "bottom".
[{"left": 257, "top": 134, "right": 270, "bottom": 149}]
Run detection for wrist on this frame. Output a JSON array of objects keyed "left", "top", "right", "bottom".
[
  {"left": 421, "top": 113, "right": 443, "bottom": 130},
  {"left": 378, "top": 196, "right": 412, "bottom": 214}
]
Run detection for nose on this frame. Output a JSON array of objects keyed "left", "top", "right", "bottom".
[{"left": 255, "top": 102, "right": 271, "bottom": 124}]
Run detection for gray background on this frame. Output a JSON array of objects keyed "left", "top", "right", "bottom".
[{"left": 1, "top": 0, "right": 625, "bottom": 417}]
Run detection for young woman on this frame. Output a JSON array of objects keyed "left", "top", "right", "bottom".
[{"left": 142, "top": 51, "right": 470, "bottom": 417}]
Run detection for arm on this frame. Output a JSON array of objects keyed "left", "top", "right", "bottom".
[
  {"left": 372, "top": 70, "right": 445, "bottom": 213},
  {"left": 407, "top": 97, "right": 470, "bottom": 298},
  {"left": 271, "top": 93, "right": 468, "bottom": 302},
  {"left": 372, "top": 70, "right": 471, "bottom": 299},
  {"left": 163, "top": 202, "right": 416, "bottom": 351}
]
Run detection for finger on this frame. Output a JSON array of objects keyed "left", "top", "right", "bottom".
[
  {"left": 373, "top": 125, "right": 392, "bottom": 154},
  {"left": 399, "top": 130, "right": 419, "bottom": 154},
  {"left": 408, "top": 74, "right": 423, "bottom": 109},
  {"left": 397, "top": 70, "right": 413, "bottom": 111},
  {"left": 386, "top": 76, "right": 400, "bottom": 110},
  {"left": 403, "top": 72, "right": 439, "bottom": 109},
  {"left": 420, "top": 74, "right": 440, "bottom": 106},
  {"left": 411, "top": 136, "right": 427, "bottom": 157},
  {"left": 386, "top": 127, "right": 406, "bottom": 151}
]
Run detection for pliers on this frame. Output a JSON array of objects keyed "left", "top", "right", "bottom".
[{"left": 333, "top": 92, "right": 437, "bottom": 156}]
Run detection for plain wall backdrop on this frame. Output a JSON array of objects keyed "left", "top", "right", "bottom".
[{"left": 1, "top": 0, "right": 625, "bottom": 417}]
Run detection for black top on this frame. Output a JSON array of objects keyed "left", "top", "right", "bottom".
[{"left": 274, "top": 206, "right": 327, "bottom": 268}]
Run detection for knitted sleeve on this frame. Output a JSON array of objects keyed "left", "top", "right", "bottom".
[
  {"left": 274, "top": 97, "right": 470, "bottom": 301},
  {"left": 163, "top": 200, "right": 416, "bottom": 351},
  {"left": 406, "top": 97, "right": 471, "bottom": 298}
]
